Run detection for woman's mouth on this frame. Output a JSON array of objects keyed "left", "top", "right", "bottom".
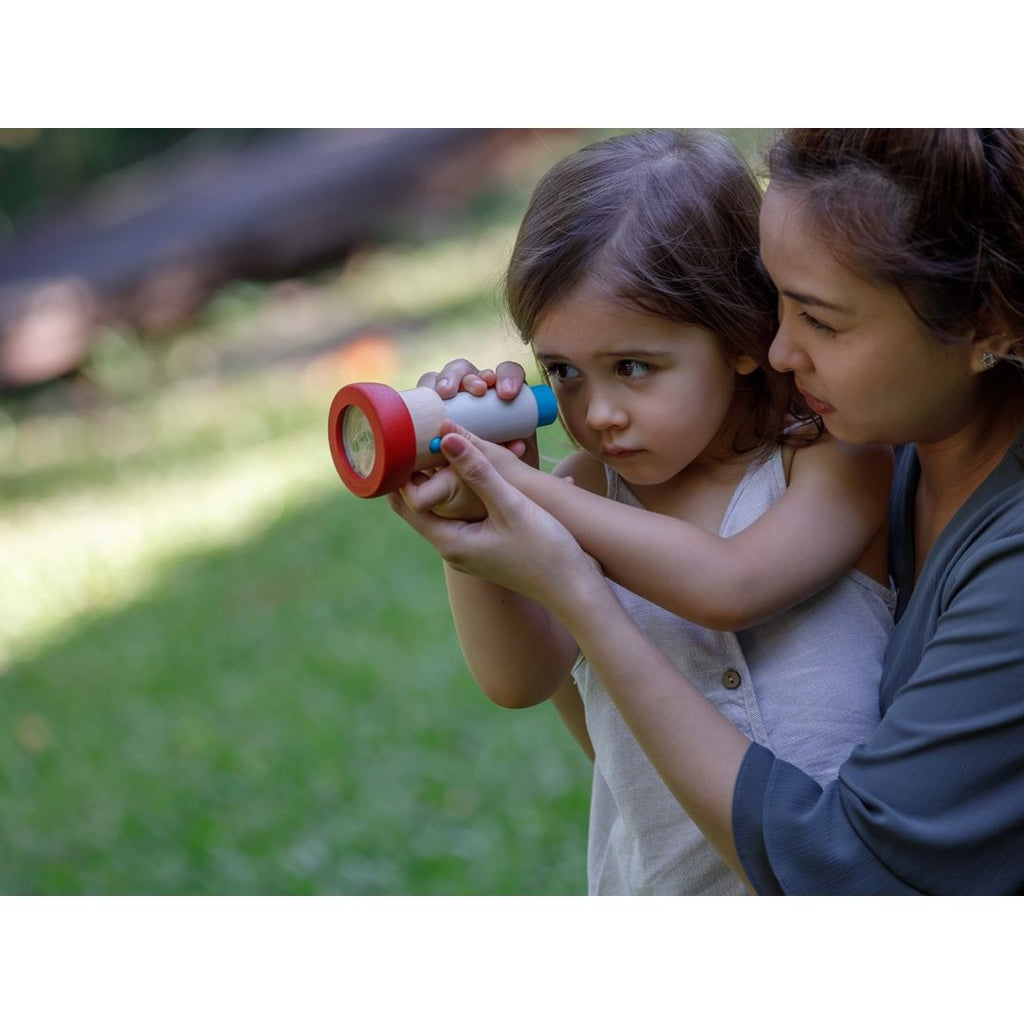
[{"left": 796, "top": 384, "right": 835, "bottom": 417}]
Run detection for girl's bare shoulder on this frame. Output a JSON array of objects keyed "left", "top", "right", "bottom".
[{"left": 788, "top": 430, "right": 894, "bottom": 504}]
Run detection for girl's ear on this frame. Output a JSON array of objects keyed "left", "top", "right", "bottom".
[{"left": 734, "top": 354, "right": 759, "bottom": 376}]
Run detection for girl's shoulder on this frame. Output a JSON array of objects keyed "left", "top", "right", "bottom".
[{"left": 786, "top": 430, "right": 894, "bottom": 501}]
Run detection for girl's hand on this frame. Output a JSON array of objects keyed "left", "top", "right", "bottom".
[
  {"left": 388, "top": 431, "right": 601, "bottom": 611},
  {"left": 417, "top": 358, "right": 538, "bottom": 465},
  {"left": 419, "top": 358, "right": 527, "bottom": 402},
  {"left": 396, "top": 360, "right": 541, "bottom": 523},
  {"left": 400, "top": 463, "right": 488, "bottom": 522}
]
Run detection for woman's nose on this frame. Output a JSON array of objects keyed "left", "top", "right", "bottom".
[{"left": 768, "top": 321, "right": 811, "bottom": 375}]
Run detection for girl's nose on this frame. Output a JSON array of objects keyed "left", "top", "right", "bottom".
[{"left": 585, "top": 390, "right": 629, "bottom": 432}]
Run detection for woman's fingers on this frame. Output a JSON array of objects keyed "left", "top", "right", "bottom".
[
  {"left": 438, "top": 419, "right": 535, "bottom": 473},
  {"left": 389, "top": 428, "right": 598, "bottom": 609}
]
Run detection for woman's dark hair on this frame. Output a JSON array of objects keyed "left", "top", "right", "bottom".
[
  {"left": 767, "top": 128, "right": 1024, "bottom": 359},
  {"left": 504, "top": 129, "right": 819, "bottom": 450}
]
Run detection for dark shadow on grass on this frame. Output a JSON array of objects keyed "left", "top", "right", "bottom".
[{"left": 0, "top": 483, "right": 589, "bottom": 894}]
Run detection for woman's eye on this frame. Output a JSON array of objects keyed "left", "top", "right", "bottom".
[
  {"left": 616, "top": 359, "right": 653, "bottom": 379},
  {"left": 798, "top": 311, "right": 838, "bottom": 336}
]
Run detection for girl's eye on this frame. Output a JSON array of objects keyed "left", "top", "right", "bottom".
[
  {"left": 545, "top": 362, "right": 580, "bottom": 383},
  {"left": 616, "top": 359, "right": 653, "bottom": 379},
  {"left": 799, "top": 311, "right": 838, "bottom": 336}
]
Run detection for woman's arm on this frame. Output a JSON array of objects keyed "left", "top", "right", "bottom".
[
  {"left": 412, "top": 359, "right": 890, "bottom": 630},
  {"left": 429, "top": 428, "right": 893, "bottom": 632},
  {"left": 557, "top": 572, "right": 753, "bottom": 876},
  {"left": 390, "top": 432, "right": 755, "bottom": 883}
]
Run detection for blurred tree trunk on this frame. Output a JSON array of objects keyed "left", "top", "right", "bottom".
[{"left": 0, "top": 128, "right": 541, "bottom": 389}]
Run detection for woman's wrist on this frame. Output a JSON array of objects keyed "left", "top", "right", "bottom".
[
  {"left": 504, "top": 451, "right": 540, "bottom": 489},
  {"left": 545, "top": 559, "right": 617, "bottom": 636}
]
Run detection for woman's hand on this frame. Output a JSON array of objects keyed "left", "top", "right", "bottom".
[
  {"left": 401, "top": 421, "right": 550, "bottom": 520},
  {"left": 389, "top": 431, "right": 602, "bottom": 612}
]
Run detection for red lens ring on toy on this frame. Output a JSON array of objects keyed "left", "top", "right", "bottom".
[{"left": 328, "top": 383, "right": 417, "bottom": 498}]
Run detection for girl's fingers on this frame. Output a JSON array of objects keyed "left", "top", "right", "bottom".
[
  {"left": 426, "top": 359, "right": 486, "bottom": 398},
  {"left": 401, "top": 466, "right": 461, "bottom": 513},
  {"left": 494, "top": 361, "right": 527, "bottom": 399},
  {"left": 418, "top": 359, "right": 527, "bottom": 401}
]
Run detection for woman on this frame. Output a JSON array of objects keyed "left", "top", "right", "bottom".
[{"left": 391, "top": 129, "right": 1024, "bottom": 895}]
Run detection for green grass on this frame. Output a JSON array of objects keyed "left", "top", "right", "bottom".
[{"left": 0, "top": 184, "right": 592, "bottom": 894}]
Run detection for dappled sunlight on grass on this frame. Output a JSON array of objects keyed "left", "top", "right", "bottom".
[{"left": 1, "top": 413, "right": 333, "bottom": 662}]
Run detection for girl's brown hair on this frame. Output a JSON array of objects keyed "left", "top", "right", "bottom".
[
  {"left": 504, "top": 130, "right": 819, "bottom": 450},
  {"left": 767, "top": 128, "right": 1024, "bottom": 361}
]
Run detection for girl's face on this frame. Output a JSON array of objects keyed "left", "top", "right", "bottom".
[
  {"left": 760, "top": 184, "right": 978, "bottom": 447},
  {"left": 532, "top": 278, "right": 754, "bottom": 491}
]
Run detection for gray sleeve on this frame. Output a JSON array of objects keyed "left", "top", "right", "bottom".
[{"left": 734, "top": 528, "right": 1024, "bottom": 895}]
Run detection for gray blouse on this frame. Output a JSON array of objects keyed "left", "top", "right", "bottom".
[{"left": 734, "top": 427, "right": 1024, "bottom": 895}]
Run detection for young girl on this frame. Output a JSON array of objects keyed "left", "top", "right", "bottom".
[
  {"left": 394, "top": 128, "right": 1024, "bottom": 896},
  {"left": 394, "top": 130, "right": 895, "bottom": 895}
]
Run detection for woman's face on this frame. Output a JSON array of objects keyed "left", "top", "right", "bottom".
[{"left": 759, "top": 184, "right": 978, "bottom": 447}]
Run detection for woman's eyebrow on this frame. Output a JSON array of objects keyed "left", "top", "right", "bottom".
[
  {"left": 757, "top": 254, "right": 848, "bottom": 313},
  {"left": 781, "top": 289, "right": 850, "bottom": 314}
]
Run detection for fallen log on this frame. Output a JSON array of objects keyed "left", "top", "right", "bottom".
[{"left": 0, "top": 128, "right": 539, "bottom": 389}]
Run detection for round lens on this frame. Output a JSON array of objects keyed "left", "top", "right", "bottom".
[{"left": 341, "top": 406, "right": 377, "bottom": 478}]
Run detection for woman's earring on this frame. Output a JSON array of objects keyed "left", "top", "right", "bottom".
[{"left": 981, "top": 351, "right": 998, "bottom": 369}]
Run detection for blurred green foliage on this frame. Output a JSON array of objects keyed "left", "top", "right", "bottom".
[{"left": 0, "top": 131, "right": 593, "bottom": 892}]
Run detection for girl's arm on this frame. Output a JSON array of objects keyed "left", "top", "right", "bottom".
[
  {"left": 429, "top": 428, "right": 892, "bottom": 632},
  {"left": 390, "top": 433, "right": 754, "bottom": 883},
  {"left": 440, "top": 559, "right": 580, "bottom": 709},
  {"left": 550, "top": 678, "right": 594, "bottom": 761}
]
